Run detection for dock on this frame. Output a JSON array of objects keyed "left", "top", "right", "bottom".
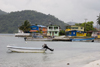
[
  {"left": 25, "top": 37, "right": 52, "bottom": 41},
  {"left": 52, "top": 38, "right": 71, "bottom": 41},
  {"left": 25, "top": 36, "right": 72, "bottom": 41}
]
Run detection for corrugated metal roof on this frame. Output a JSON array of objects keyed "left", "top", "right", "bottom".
[
  {"left": 66, "top": 30, "right": 86, "bottom": 33},
  {"left": 37, "top": 25, "right": 46, "bottom": 27}
]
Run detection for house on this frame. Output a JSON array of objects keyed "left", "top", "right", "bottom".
[
  {"left": 29, "top": 25, "right": 40, "bottom": 38},
  {"left": 65, "top": 25, "right": 86, "bottom": 36},
  {"left": 18, "top": 29, "right": 24, "bottom": 33},
  {"left": 29, "top": 25, "right": 47, "bottom": 38},
  {"left": 65, "top": 25, "right": 84, "bottom": 31},
  {"left": 66, "top": 30, "right": 86, "bottom": 36},
  {"left": 47, "top": 25, "right": 60, "bottom": 36},
  {"left": 97, "top": 31, "right": 100, "bottom": 38},
  {"left": 91, "top": 31, "right": 100, "bottom": 38},
  {"left": 37, "top": 25, "right": 47, "bottom": 36},
  {"left": 30, "top": 25, "right": 39, "bottom": 32}
]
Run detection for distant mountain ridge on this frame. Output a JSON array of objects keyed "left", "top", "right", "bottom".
[
  {"left": 0, "top": 10, "right": 67, "bottom": 33},
  {"left": 67, "top": 22, "right": 77, "bottom": 25},
  {"left": 0, "top": 10, "right": 7, "bottom": 15}
]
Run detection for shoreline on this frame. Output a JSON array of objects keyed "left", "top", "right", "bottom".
[{"left": 83, "top": 59, "right": 100, "bottom": 67}]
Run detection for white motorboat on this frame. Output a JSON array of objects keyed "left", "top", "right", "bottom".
[{"left": 7, "top": 45, "right": 46, "bottom": 53}]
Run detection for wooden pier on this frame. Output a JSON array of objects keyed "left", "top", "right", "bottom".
[
  {"left": 52, "top": 38, "right": 72, "bottom": 41},
  {"left": 25, "top": 37, "right": 52, "bottom": 41}
]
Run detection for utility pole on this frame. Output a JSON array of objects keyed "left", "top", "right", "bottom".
[
  {"left": 84, "top": 18, "right": 88, "bottom": 32},
  {"left": 97, "top": 13, "right": 100, "bottom": 30}
]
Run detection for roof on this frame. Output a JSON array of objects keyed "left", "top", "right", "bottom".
[
  {"left": 37, "top": 25, "right": 46, "bottom": 28},
  {"left": 66, "top": 30, "right": 86, "bottom": 33},
  {"left": 66, "top": 25, "right": 84, "bottom": 27},
  {"left": 47, "top": 25, "right": 59, "bottom": 27},
  {"left": 30, "top": 25, "right": 38, "bottom": 27}
]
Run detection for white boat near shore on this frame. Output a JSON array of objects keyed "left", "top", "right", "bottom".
[
  {"left": 7, "top": 45, "right": 46, "bottom": 53},
  {"left": 15, "top": 33, "right": 30, "bottom": 37}
]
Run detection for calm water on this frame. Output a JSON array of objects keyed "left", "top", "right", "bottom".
[{"left": 0, "top": 34, "right": 100, "bottom": 67}]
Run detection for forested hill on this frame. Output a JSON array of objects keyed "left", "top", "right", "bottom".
[
  {"left": 0, "top": 10, "right": 7, "bottom": 15},
  {"left": 0, "top": 10, "right": 67, "bottom": 33}
]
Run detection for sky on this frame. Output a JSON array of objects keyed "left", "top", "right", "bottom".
[{"left": 0, "top": 0, "right": 100, "bottom": 25}]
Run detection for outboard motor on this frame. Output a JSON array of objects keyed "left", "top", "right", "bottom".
[
  {"left": 42, "top": 44, "right": 54, "bottom": 51},
  {"left": 91, "top": 40, "right": 94, "bottom": 42}
]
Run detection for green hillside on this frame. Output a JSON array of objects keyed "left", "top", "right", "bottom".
[
  {"left": 0, "top": 10, "right": 66, "bottom": 33},
  {"left": 0, "top": 10, "right": 7, "bottom": 15}
]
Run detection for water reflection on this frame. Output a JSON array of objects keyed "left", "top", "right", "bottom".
[{"left": 42, "top": 52, "right": 54, "bottom": 61}]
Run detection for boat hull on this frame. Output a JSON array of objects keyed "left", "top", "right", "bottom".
[
  {"left": 7, "top": 46, "right": 46, "bottom": 53},
  {"left": 72, "top": 38, "right": 95, "bottom": 42}
]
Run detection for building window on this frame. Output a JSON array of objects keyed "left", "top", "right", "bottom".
[
  {"left": 81, "top": 27, "right": 83, "bottom": 29},
  {"left": 71, "top": 27, "right": 78, "bottom": 29},
  {"left": 49, "top": 27, "right": 53, "bottom": 29},
  {"left": 54, "top": 27, "right": 58, "bottom": 29},
  {"left": 55, "top": 31, "right": 57, "bottom": 34},
  {"left": 66, "top": 26, "right": 71, "bottom": 29},
  {"left": 73, "top": 32, "right": 75, "bottom": 34}
]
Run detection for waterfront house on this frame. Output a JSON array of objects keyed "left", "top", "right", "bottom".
[
  {"left": 29, "top": 25, "right": 47, "bottom": 38},
  {"left": 29, "top": 25, "right": 40, "bottom": 38},
  {"left": 47, "top": 25, "right": 60, "bottom": 36},
  {"left": 37, "top": 25, "right": 47, "bottom": 36},
  {"left": 65, "top": 25, "right": 86, "bottom": 36},
  {"left": 66, "top": 30, "right": 86, "bottom": 36},
  {"left": 15, "top": 28, "right": 30, "bottom": 37},
  {"left": 30, "top": 25, "right": 39, "bottom": 32},
  {"left": 65, "top": 25, "right": 84, "bottom": 31},
  {"left": 91, "top": 31, "right": 100, "bottom": 38},
  {"left": 97, "top": 31, "right": 100, "bottom": 38}
]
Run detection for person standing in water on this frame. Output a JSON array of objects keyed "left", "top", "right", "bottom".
[
  {"left": 42, "top": 44, "right": 54, "bottom": 51},
  {"left": 24, "top": 37, "right": 27, "bottom": 41}
]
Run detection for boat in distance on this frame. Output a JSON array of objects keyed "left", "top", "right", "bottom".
[
  {"left": 71, "top": 37, "right": 95, "bottom": 42},
  {"left": 7, "top": 45, "right": 46, "bottom": 53}
]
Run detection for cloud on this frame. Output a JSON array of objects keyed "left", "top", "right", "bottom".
[
  {"left": 79, "top": 0, "right": 100, "bottom": 11},
  {"left": 0, "top": 0, "right": 99, "bottom": 25}
]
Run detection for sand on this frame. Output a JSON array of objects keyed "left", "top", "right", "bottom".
[{"left": 83, "top": 60, "right": 100, "bottom": 67}]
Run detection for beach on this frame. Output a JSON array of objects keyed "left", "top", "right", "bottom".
[{"left": 83, "top": 60, "right": 100, "bottom": 67}]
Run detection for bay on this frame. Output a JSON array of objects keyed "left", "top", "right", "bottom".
[{"left": 0, "top": 34, "right": 100, "bottom": 67}]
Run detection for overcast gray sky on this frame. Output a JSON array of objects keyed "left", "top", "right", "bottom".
[{"left": 0, "top": 0, "right": 100, "bottom": 25}]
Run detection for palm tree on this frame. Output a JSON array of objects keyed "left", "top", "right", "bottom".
[{"left": 19, "top": 20, "right": 31, "bottom": 33}]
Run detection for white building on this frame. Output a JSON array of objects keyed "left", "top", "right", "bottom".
[{"left": 47, "top": 25, "right": 60, "bottom": 36}]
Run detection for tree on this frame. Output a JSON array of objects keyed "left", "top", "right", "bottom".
[
  {"left": 19, "top": 20, "right": 31, "bottom": 33},
  {"left": 83, "top": 21, "right": 94, "bottom": 32},
  {"left": 59, "top": 30, "right": 65, "bottom": 35},
  {"left": 75, "top": 21, "right": 94, "bottom": 32},
  {"left": 75, "top": 23, "right": 82, "bottom": 26}
]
